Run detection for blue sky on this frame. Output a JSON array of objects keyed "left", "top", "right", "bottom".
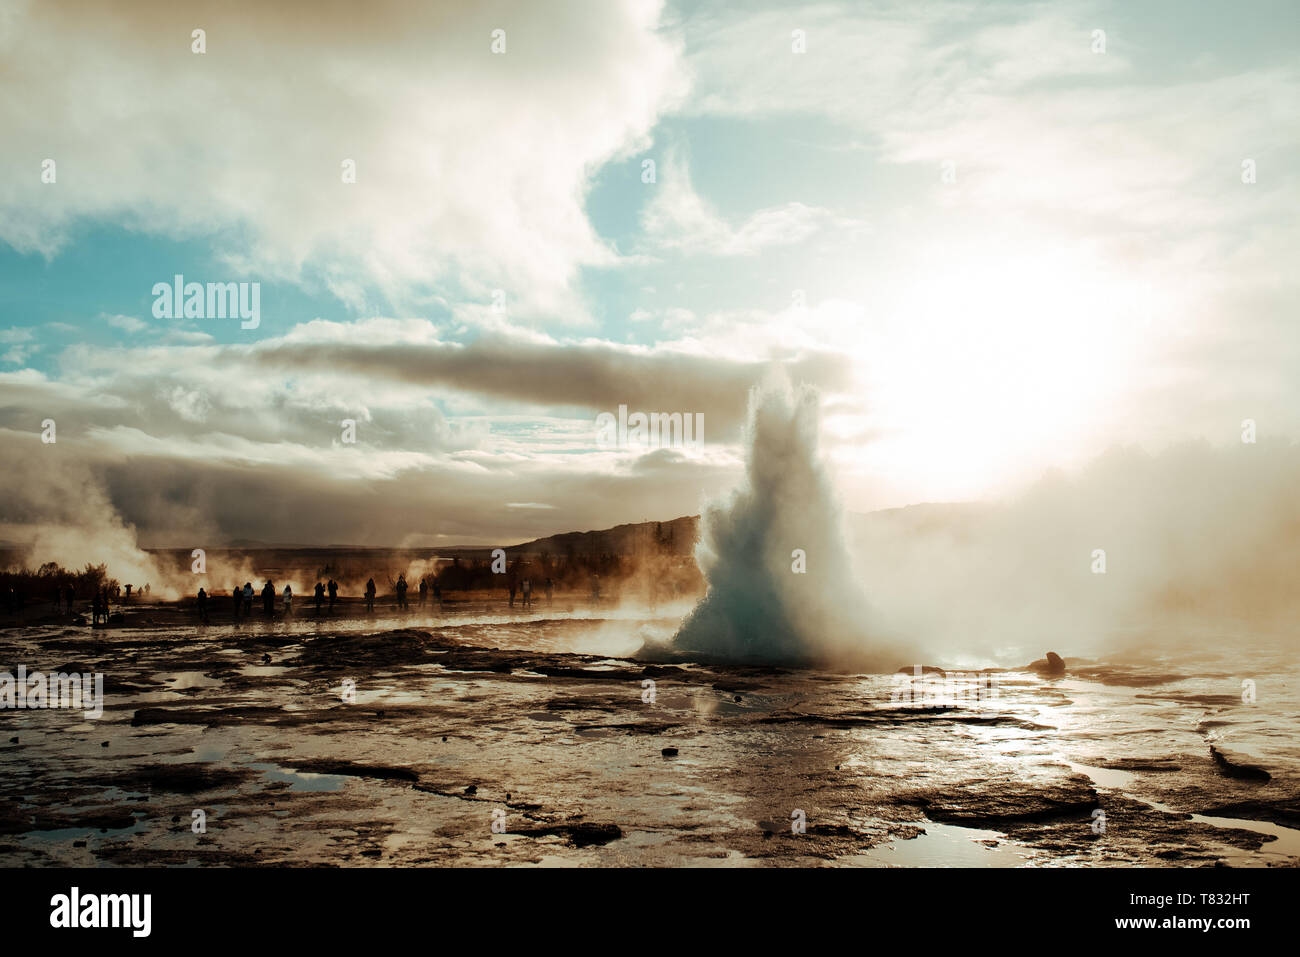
[{"left": 1, "top": 0, "right": 1298, "bottom": 551}]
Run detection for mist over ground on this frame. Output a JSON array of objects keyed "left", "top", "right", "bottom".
[{"left": 850, "top": 439, "right": 1300, "bottom": 667}]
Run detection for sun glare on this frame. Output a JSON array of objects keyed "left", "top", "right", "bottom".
[{"left": 856, "top": 243, "right": 1166, "bottom": 499}]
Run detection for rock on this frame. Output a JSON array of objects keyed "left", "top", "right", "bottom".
[
  {"left": 1199, "top": 797, "right": 1300, "bottom": 827},
  {"left": 661, "top": 747, "right": 678, "bottom": 757},
  {"left": 509, "top": 821, "right": 623, "bottom": 847},
  {"left": 1028, "top": 652, "right": 1066, "bottom": 677},
  {"left": 896, "top": 665, "right": 945, "bottom": 675},
  {"left": 464, "top": 784, "right": 477, "bottom": 795},
  {"left": 100, "top": 741, "right": 109, "bottom": 747},
  {"left": 903, "top": 775, "right": 1099, "bottom": 824},
  {"left": 1209, "top": 746, "right": 1271, "bottom": 782},
  {"left": 569, "top": 822, "right": 621, "bottom": 847}
]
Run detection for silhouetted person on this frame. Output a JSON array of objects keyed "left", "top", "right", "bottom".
[
  {"left": 396, "top": 574, "right": 409, "bottom": 610},
  {"left": 243, "top": 582, "right": 254, "bottom": 617},
  {"left": 143, "top": 583, "right": 150, "bottom": 598},
  {"left": 418, "top": 578, "right": 427, "bottom": 607},
  {"left": 232, "top": 585, "right": 242, "bottom": 622},
  {"left": 432, "top": 580, "right": 441, "bottom": 606},
  {"left": 65, "top": 584, "right": 75, "bottom": 615},
  {"left": 124, "top": 584, "right": 132, "bottom": 602},
  {"left": 91, "top": 590, "right": 101, "bottom": 625},
  {"left": 545, "top": 577, "right": 554, "bottom": 607},
  {"left": 314, "top": 581, "right": 325, "bottom": 615},
  {"left": 263, "top": 580, "right": 275, "bottom": 615},
  {"left": 521, "top": 578, "right": 531, "bottom": 609},
  {"left": 197, "top": 587, "right": 208, "bottom": 624},
  {"left": 283, "top": 583, "right": 293, "bottom": 616},
  {"left": 365, "top": 577, "right": 376, "bottom": 613},
  {"left": 328, "top": 578, "right": 338, "bottom": 611},
  {"left": 508, "top": 579, "right": 516, "bottom": 608}
]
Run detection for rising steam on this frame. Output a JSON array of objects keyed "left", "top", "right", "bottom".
[
  {"left": 673, "top": 377, "right": 911, "bottom": 670},
  {"left": 0, "top": 442, "right": 178, "bottom": 598}
]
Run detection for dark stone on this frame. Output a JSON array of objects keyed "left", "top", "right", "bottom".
[
  {"left": 896, "top": 665, "right": 945, "bottom": 675},
  {"left": 1209, "top": 746, "right": 1271, "bottom": 782},
  {"left": 569, "top": 822, "right": 621, "bottom": 847},
  {"left": 1028, "top": 652, "right": 1066, "bottom": 677},
  {"left": 661, "top": 747, "right": 678, "bottom": 757}
]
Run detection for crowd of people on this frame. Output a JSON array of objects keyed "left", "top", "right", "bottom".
[
  {"left": 2, "top": 581, "right": 148, "bottom": 626},
  {"left": 3, "top": 566, "right": 590, "bottom": 628},
  {"left": 190, "top": 571, "right": 560, "bottom": 623}
]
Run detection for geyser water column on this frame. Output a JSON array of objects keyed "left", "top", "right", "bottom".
[{"left": 674, "top": 379, "right": 907, "bottom": 670}]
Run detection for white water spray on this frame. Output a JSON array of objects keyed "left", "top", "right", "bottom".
[{"left": 673, "top": 379, "right": 910, "bottom": 670}]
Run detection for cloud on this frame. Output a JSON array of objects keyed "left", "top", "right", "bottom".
[
  {"left": 103, "top": 314, "right": 150, "bottom": 334},
  {"left": 0, "top": 0, "right": 688, "bottom": 319},
  {"left": 0, "top": 311, "right": 843, "bottom": 546},
  {"left": 0, "top": 328, "right": 37, "bottom": 364},
  {"left": 640, "top": 148, "right": 856, "bottom": 256},
  {"left": 242, "top": 325, "right": 854, "bottom": 431}
]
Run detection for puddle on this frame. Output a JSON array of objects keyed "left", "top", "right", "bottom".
[
  {"left": 1190, "top": 814, "right": 1300, "bottom": 865},
  {"left": 1067, "top": 762, "right": 1137, "bottom": 790},
  {"left": 249, "top": 762, "right": 347, "bottom": 792},
  {"left": 165, "top": 672, "right": 222, "bottom": 690},
  {"left": 844, "top": 822, "right": 1029, "bottom": 867},
  {"left": 1072, "top": 765, "right": 1300, "bottom": 866}
]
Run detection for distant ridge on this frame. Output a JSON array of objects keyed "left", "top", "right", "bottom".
[{"left": 502, "top": 514, "right": 700, "bottom": 557}]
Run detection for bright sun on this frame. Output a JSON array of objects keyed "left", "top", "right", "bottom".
[{"left": 847, "top": 240, "right": 1173, "bottom": 501}]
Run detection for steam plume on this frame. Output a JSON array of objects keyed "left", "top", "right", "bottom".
[{"left": 674, "top": 377, "right": 910, "bottom": 670}]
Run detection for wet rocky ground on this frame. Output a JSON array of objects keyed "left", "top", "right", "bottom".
[{"left": 1, "top": 614, "right": 1297, "bottom": 867}]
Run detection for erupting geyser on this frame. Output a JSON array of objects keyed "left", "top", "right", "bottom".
[{"left": 673, "top": 378, "right": 909, "bottom": 670}]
